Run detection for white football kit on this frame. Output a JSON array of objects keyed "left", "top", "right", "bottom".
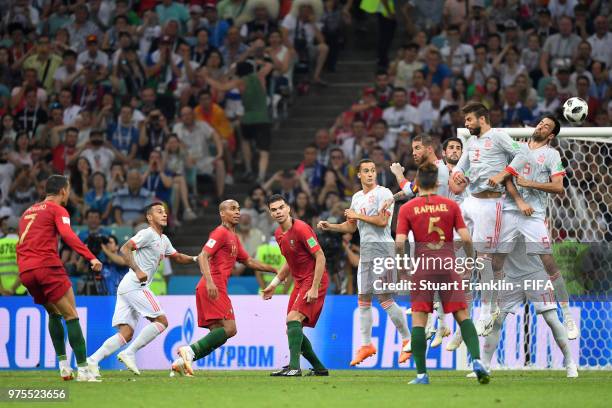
[
  {"left": 452, "top": 128, "right": 525, "bottom": 252},
  {"left": 350, "top": 185, "right": 395, "bottom": 294},
  {"left": 113, "top": 227, "right": 177, "bottom": 329},
  {"left": 497, "top": 143, "right": 565, "bottom": 255}
]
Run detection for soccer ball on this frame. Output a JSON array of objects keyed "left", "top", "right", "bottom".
[{"left": 562, "top": 97, "right": 588, "bottom": 124}]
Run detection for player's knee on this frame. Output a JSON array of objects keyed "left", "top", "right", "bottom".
[
  {"left": 358, "top": 294, "right": 372, "bottom": 307},
  {"left": 224, "top": 323, "right": 237, "bottom": 338},
  {"left": 119, "top": 325, "right": 134, "bottom": 342},
  {"left": 155, "top": 315, "right": 169, "bottom": 327}
]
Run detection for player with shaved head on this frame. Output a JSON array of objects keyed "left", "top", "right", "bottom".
[{"left": 172, "top": 200, "right": 277, "bottom": 376}]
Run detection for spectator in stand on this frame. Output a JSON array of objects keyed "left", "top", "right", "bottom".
[
  {"left": 240, "top": 1, "right": 280, "bottom": 43},
  {"left": 493, "top": 44, "right": 527, "bottom": 88},
  {"left": 351, "top": 88, "right": 383, "bottom": 130},
  {"left": 156, "top": 0, "right": 189, "bottom": 28},
  {"left": 77, "top": 35, "right": 109, "bottom": 79},
  {"left": 57, "top": 88, "right": 82, "bottom": 127},
  {"left": 51, "top": 126, "right": 79, "bottom": 175},
  {"left": 293, "top": 190, "right": 317, "bottom": 226},
  {"left": 113, "top": 168, "right": 154, "bottom": 227},
  {"left": 142, "top": 149, "right": 174, "bottom": 211},
  {"left": 576, "top": 75, "right": 599, "bottom": 123},
  {"left": 14, "top": 87, "right": 47, "bottom": 140},
  {"left": 72, "top": 63, "right": 109, "bottom": 112},
  {"left": 296, "top": 144, "right": 326, "bottom": 193},
  {"left": 138, "top": 109, "right": 171, "bottom": 161},
  {"left": 162, "top": 134, "right": 198, "bottom": 222},
  {"left": 19, "top": 35, "right": 62, "bottom": 94},
  {"left": 84, "top": 172, "right": 113, "bottom": 224},
  {"left": 234, "top": 213, "right": 266, "bottom": 275},
  {"left": 7, "top": 165, "right": 37, "bottom": 216},
  {"left": 172, "top": 106, "right": 225, "bottom": 198},
  {"left": 383, "top": 87, "right": 422, "bottom": 136},
  {"left": 553, "top": 67, "right": 577, "bottom": 102},
  {"left": 422, "top": 47, "right": 452, "bottom": 90},
  {"left": 548, "top": 0, "right": 578, "bottom": 20},
  {"left": 465, "top": 43, "right": 493, "bottom": 89},
  {"left": 540, "top": 16, "right": 582, "bottom": 78},
  {"left": 220, "top": 26, "right": 250, "bottom": 67},
  {"left": 327, "top": 147, "right": 356, "bottom": 198},
  {"left": 263, "top": 169, "right": 306, "bottom": 206},
  {"left": 0, "top": 115, "right": 17, "bottom": 148},
  {"left": 502, "top": 85, "right": 534, "bottom": 126},
  {"left": 407, "top": 70, "right": 430, "bottom": 108},
  {"left": 67, "top": 4, "right": 102, "bottom": 53},
  {"left": 418, "top": 84, "right": 449, "bottom": 134},
  {"left": 78, "top": 209, "right": 110, "bottom": 246},
  {"left": 588, "top": 15, "right": 612, "bottom": 68},
  {"left": 204, "top": 3, "right": 231, "bottom": 48},
  {"left": 205, "top": 61, "right": 273, "bottom": 184},
  {"left": 479, "top": 75, "right": 503, "bottom": 109},
  {"left": 281, "top": 1, "right": 329, "bottom": 86},
  {"left": 521, "top": 34, "right": 543, "bottom": 87},
  {"left": 371, "top": 119, "right": 395, "bottom": 152},
  {"left": 534, "top": 82, "right": 560, "bottom": 117},
  {"left": 107, "top": 105, "right": 139, "bottom": 162},
  {"left": 99, "top": 235, "right": 129, "bottom": 295},
  {"left": 444, "top": 76, "right": 468, "bottom": 107},
  {"left": 314, "top": 128, "right": 338, "bottom": 167},
  {"left": 79, "top": 130, "right": 118, "bottom": 175},
  {"left": 373, "top": 70, "right": 394, "bottom": 109},
  {"left": 390, "top": 43, "right": 423, "bottom": 90},
  {"left": 441, "top": 25, "right": 475, "bottom": 76},
  {"left": 589, "top": 61, "right": 609, "bottom": 103}
]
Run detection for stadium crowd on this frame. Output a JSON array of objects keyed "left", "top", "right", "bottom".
[{"left": 0, "top": 0, "right": 610, "bottom": 296}]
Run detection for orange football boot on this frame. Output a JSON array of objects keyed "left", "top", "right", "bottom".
[
  {"left": 350, "top": 344, "right": 377, "bottom": 366},
  {"left": 399, "top": 339, "right": 412, "bottom": 364}
]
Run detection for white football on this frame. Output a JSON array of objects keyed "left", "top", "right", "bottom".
[{"left": 562, "top": 97, "right": 589, "bottom": 124}]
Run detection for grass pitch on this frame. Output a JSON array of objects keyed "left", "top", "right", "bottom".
[{"left": 1, "top": 370, "right": 611, "bottom": 407}]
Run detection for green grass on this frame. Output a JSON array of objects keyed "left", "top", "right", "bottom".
[{"left": 1, "top": 370, "right": 611, "bottom": 407}]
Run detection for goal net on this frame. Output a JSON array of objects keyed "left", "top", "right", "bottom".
[{"left": 453, "top": 128, "right": 611, "bottom": 370}]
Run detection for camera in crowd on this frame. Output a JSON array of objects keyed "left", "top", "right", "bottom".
[{"left": 86, "top": 233, "right": 110, "bottom": 257}]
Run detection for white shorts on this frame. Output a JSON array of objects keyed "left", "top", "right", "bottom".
[
  {"left": 453, "top": 200, "right": 473, "bottom": 241},
  {"left": 496, "top": 211, "right": 552, "bottom": 254},
  {"left": 461, "top": 195, "right": 506, "bottom": 253},
  {"left": 357, "top": 258, "right": 398, "bottom": 295},
  {"left": 499, "top": 276, "right": 557, "bottom": 314},
  {"left": 112, "top": 288, "right": 165, "bottom": 329}
]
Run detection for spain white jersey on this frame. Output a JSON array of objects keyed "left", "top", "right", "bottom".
[
  {"left": 401, "top": 159, "right": 450, "bottom": 199},
  {"left": 350, "top": 185, "right": 395, "bottom": 244},
  {"left": 117, "top": 227, "right": 177, "bottom": 294}
]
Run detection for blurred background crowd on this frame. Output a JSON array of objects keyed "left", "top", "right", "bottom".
[{"left": 0, "top": 0, "right": 609, "bottom": 297}]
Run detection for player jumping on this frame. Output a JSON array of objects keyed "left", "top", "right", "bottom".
[
  {"left": 390, "top": 134, "right": 453, "bottom": 348},
  {"left": 318, "top": 159, "right": 412, "bottom": 366},
  {"left": 487, "top": 115, "right": 578, "bottom": 339},
  {"left": 396, "top": 163, "right": 489, "bottom": 385},
  {"left": 479, "top": 236, "right": 578, "bottom": 378},
  {"left": 172, "top": 200, "right": 277, "bottom": 376},
  {"left": 17, "top": 175, "right": 103, "bottom": 382},
  {"left": 449, "top": 102, "right": 526, "bottom": 336},
  {"left": 87, "top": 203, "right": 198, "bottom": 376},
  {"left": 265, "top": 195, "right": 329, "bottom": 377}
]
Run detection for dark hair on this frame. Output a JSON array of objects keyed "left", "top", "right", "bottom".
[
  {"left": 62, "top": 49, "right": 77, "bottom": 59},
  {"left": 412, "top": 133, "right": 435, "bottom": 147},
  {"left": 85, "top": 208, "right": 102, "bottom": 218},
  {"left": 393, "top": 87, "right": 407, "bottom": 94},
  {"left": 402, "top": 42, "right": 419, "bottom": 51},
  {"left": 541, "top": 114, "right": 561, "bottom": 136},
  {"left": 373, "top": 118, "right": 388, "bottom": 128},
  {"left": 416, "top": 163, "right": 439, "bottom": 190},
  {"left": 267, "top": 194, "right": 286, "bottom": 207},
  {"left": 198, "top": 89, "right": 212, "bottom": 99},
  {"left": 443, "top": 137, "right": 463, "bottom": 151},
  {"left": 236, "top": 61, "right": 254, "bottom": 77},
  {"left": 448, "top": 24, "right": 461, "bottom": 33},
  {"left": 45, "top": 175, "right": 69, "bottom": 195},
  {"left": 357, "top": 159, "right": 374, "bottom": 172},
  {"left": 474, "top": 43, "right": 488, "bottom": 52},
  {"left": 90, "top": 171, "right": 107, "bottom": 188},
  {"left": 330, "top": 147, "right": 344, "bottom": 156},
  {"left": 576, "top": 75, "right": 590, "bottom": 85},
  {"left": 65, "top": 126, "right": 79, "bottom": 135},
  {"left": 461, "top": 101, "right": 490, "bottom": 123},
  {"left": 145, "top": 202, "right": 165, "bottom": 216}
]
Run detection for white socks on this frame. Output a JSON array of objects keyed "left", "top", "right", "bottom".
[
  {"left": 358, "top": 301, "right": 373, "bottom": 345},
  {"left": 542, "top": 310, "right": 574, "bottom": 364},
  {"left": 482, "top": 311, "right": 507, "bottom": 367},
  {"left": 434, "top": 302, "right": 446, "bottom": 329},
  {"left": 381, "top": 299, "right": 411, "bottom": 340},
  {"left": 89, "top": 333, "right": 127, "bottom": 364},
  {"left": 124, "top": 322, "right": 166, "bottom": 355}
]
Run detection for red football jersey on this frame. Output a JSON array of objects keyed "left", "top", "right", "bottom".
[
  {"left": 202, "top": 226, "right": 249, "bottom": 289},
  {"left": 17, "top": 200, "right": 96, "bottom": 273},
  {"left": 275, "top": 219, "right": 328, "bottom": 286},
  {"left": 396, "top": 194, "right": 466, "bottom": 257}
]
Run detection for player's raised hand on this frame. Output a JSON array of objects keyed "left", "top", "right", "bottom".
[
  {"left": 390, "top": 162, "right": 405, "bottom": 178},
  {"left": 453, "top": 171, "right": 466, "bottom": 185},
  {"left": 207, "top": 281, "right": 219, "bottom": 300},
  {"left": 517, "top": 199, "right": 534, "bottom": 217},
  {"left": 304, "top": 286, "right": 318, "bottom": 303},
  {"left": 317, "top": 220, "right": 330, "bottom": 230},
  {"left": 90, "top": 259, "right": 103, "bottom": 272},
  {"left": 262, "top": 285, "right": 275, "bottom": 300}
]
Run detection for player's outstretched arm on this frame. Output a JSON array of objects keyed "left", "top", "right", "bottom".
[
  {"left": 244, "top": 257, "right": 277, "bottom": 274},
  {"left": 505, "top": 178, "right": 534, "bottom": 216},
  {"left": 54, "top": 211, "right": 102, "bottom": 272},
  {"left": 391, "top": 163, "right": 418, "bottom": 198},
  {"left": 120, "top": 240, "right": 147, "bottom": 282},
  {"left": 317, "top": 219, "right": 357, "bottom": 234},
  {"left": 516, "top": 174, "right": 563, "bottom": 195},
  {"left": 197, "top": 251, "right": 218, "bottom": 300},
  {"left": 169, "top": 252, "right": 200, "bottom": 264}
]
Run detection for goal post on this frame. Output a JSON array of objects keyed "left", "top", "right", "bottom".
[{"left": 452, "top": 127, "right": 611, "bottom": 370}]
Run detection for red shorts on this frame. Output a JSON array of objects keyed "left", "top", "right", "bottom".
[
  {"left": 19, "top": 267, "right": 71, "bottom": 305},
  {"left": 196, "top": 280, "right": 234, "bottom": 328},
  {"left": 287, "top": 281, "right": 327, "bottom": 328},
  {"left": 410, "top": 268, "right": 466, "bottom": 314}
]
